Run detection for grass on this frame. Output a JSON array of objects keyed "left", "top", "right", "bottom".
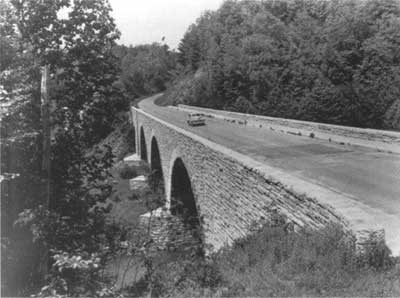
[
  {"left": 122, "top": 224, "right": 400, "bottom": 297},
  {"left": 212, "top": 225, "right": 399, "bottom": 297},
  {"left": 106, "top": 161, "right": 150, "bottom": 227},
  {"left": 102, "top": 161, "right": 150, "bottom": 291}
]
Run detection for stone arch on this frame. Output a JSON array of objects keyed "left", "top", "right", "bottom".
[
  {"left": 140, "top": 126, "right": 147, "bottom": 161},
  {"left": 150, "top": 136, "right": 165, "bottom": 195},
  {"left": 170, "top": 158, "right": 201, "bottom": 234}
]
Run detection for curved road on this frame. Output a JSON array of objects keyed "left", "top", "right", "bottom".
[{"left": 139, "top": 94, "right": 400, "bottom": 254}]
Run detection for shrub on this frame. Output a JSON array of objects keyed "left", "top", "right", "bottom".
[
  {"left": 384, "top": 99, "right": 400, "bottom": 131},
  {"left": 123, "top": 221, "right": 398, "bottom": 297},
  {"left": 119, "top": 164, "right": 138, "bottom": 179},
  {"left": 213, "top": 224, "right": 397, "bottom": 297}
]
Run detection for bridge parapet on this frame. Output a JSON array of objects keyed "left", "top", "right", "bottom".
[
  {"left": 131, "top": 106, "right": 392, "bottom": 253},
  {"left": 176, "top": 104, "right": 400, "bottom": 154}
]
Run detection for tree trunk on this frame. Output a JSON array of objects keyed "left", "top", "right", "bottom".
[
  {"left": 41, "top": 64, "right": 50, "bottom": 207},
  {"left": 40, "top": 64, "right": 50, "bottom": 276}
]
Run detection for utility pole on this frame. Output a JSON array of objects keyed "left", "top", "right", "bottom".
[
  {"left": 40, "top": 64, "right": 50, "bottom": 277},
  {"left": 41, "top": 64, "right": 50, "bottom": 209}
]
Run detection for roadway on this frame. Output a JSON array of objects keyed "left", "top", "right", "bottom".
[{"left": 139, "top": 94, "right": 400, "bottom": 254}]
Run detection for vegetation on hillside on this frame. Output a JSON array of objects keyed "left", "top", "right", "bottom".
[
  {"left": 114, "top": 43, "right": 177, "bottom": 99},
  {"left": 114, "top": 219, "right": 400, "bottom": 297},
  {"left": 169, "top": 0, "right": 400, "bottom": 130}
]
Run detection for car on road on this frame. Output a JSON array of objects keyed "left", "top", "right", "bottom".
[{"left": 187, "top": 113, "right": 206, "bottom": 126}]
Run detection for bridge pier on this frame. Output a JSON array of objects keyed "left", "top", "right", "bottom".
[
  {"left": 139, "top": 207, "right": 202, "bottom": 252},
  {"left": 131, "top": 124, "right": 204, "bottom": 252}
]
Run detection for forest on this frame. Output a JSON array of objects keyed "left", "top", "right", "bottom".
[{"left": 172, "top": 0, "right": 400, "bottom": 130}]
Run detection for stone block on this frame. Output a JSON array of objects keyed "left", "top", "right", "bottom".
[
  {"left": 129, "top": 175, "right": 149, "bottom": 194},
  {"left": 139, "top": 207, "right": 200, "bottom": 251},
  {"left": 123, "top": 153, "right": 142, "bottom": 166}
]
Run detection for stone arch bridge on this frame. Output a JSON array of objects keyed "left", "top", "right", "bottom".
[{"left": 130, "top": 95, "right": 400, "bottom": 254}]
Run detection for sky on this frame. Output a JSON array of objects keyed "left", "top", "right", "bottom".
[{"left": 108, "top": 0, "right": 224, "bottom": 50}]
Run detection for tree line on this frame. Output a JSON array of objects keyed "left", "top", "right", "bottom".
[
  {"left": 175, "top": 0, "right": 400, "bottom": 130},
  {"left": 114, "top": 43, "right": 177, "bottom": 99}
]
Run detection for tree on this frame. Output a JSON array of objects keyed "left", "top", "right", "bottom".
[
  {"left": 120, "top": 43, "right": 176, "bottom": 98},
  {"left": 1, "top": 0, "right": 49, "bottom": 294},
  {"left": 1, "top": 0, "right": 127, "bottom": 295},
  {"left": 178, "top": 24, "right": 201, "bottom": 71},
  {"left": 170, "top": 0, "right": 400, "bottom": 130}
]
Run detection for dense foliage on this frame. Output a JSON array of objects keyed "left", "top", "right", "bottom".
[
  {"left": 1, "top": 0, "right": 176, "bottom": 295},
  {"left": 1, "top": 0, "right": 45, "bottom": 293},
  {"left": 114, "top": 43, "right": 177, "bottom": 99},
  {"left": 174, "top": 0, "right": 400, "bottom": 130},
  {"left": 1, "top": 0, "right": 127, "bottom": 296}
]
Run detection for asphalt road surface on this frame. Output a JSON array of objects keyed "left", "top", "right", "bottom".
[{"left": 139, "top": 95, "right": 400, "bottom": 254}]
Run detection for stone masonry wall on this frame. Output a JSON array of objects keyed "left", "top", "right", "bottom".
[
  {"left": 139, "top": 208, "right": 200, "bottom": 252},
  {"left": 131, "top": 107, "right": 351, "bottom": 251}
]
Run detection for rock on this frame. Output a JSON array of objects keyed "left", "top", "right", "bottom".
[
  {"left": 139, "top": 207, "right": 201, "bottom": 252},
  {"left": 123, "top": 153, "right": 142, "bottom": 166},
  {"left": 129, "top": 175, "right": 149, "bottom": 194}
]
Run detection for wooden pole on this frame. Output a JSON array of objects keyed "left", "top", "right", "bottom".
[
  {"left": 40, "top": 64, "right": 50, "bottom": 277},
  {"left": 41, "top": 64, "right": 50, "bottom": 209}
]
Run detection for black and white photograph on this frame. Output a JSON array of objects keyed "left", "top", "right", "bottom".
[{"left": 1, "top": 0, "right": 400, "bottom": 297}]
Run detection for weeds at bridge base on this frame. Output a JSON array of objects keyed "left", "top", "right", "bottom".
[{"left": 118, "top": 223, "right": 399, "bottom": 297}]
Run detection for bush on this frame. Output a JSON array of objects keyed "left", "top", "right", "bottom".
[
  {"left": 384, "top": 99, "right": 400, "bottom": 131},
  {"left": 124, "top": 224, "right": 398, "bottom": 297},
  {"left": 213, "top": 225, "right": 397, "bottom": 297},
  {"left": 119, "top": 164, "right": 138, "bottom": 179}
]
